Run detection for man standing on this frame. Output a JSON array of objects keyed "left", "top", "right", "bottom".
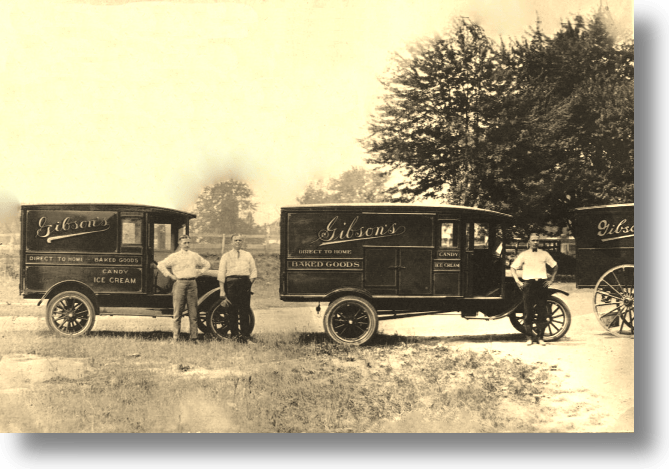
[
  {"left": 158, "top": 235, "right": 211, "bottom": 342},
  {"left": 218, "top": 234, "right": 257, "bottom": 343},
  {"left": 510, "top": 232, "right": 558, "bottom": 346}
]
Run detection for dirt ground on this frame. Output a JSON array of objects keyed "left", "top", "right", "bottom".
[{"left": 0, "top": 283, "right": 633, "bottom": 432}]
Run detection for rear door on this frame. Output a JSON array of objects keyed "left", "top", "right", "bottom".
[{"left": 363, "top": 247, "right": 432, "bottom": 295}]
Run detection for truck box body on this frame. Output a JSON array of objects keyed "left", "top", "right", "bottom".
[
  {"left": 572, "top": 204, "right": 634, "bottom": 288},
  {"left": 280, "top": 204, "right": 512, "bottom": 308}
]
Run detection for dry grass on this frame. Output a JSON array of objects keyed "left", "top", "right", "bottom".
[{"left": 0, "top": 328, "right": 557, "bottom": 433}]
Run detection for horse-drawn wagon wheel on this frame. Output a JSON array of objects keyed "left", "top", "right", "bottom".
[
  {"left": 509, "top": 296, "right": 571, "bottom": 341},
  {"left": 323, "top": 296, "right": 378, "bottom": 346},
  {"left": 206, "top": 302, "right": 256, "bottom": 340},
  {"left": 593, "top": 264, "right": 634, "bottom": 338}
]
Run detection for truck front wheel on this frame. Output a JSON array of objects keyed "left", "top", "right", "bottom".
[
  {"left": 323, "top": 296, "right": 378, "bottom": 346},
  {"left": 46, "top": 291, "right": 96, "bottom": 337}
]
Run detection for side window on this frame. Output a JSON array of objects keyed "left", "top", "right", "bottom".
[
  {"left": 440, "top": 222, "right": 459, "bottom": 248},
  {"left": 153, "top": 223, "right": 173, "bottom": 262},
  {"left": 467, "top": 223, "right": 489, "bottom": 250},
  {"left": 121, "top": 216, "right": 143, "bottom": 253}
]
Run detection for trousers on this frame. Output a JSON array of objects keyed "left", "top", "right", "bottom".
[
  {"left": 224, "top": 276, "right": 252, "bottom": 337},
  {"left": 173, "top": 279, "right": 198, "bottom": 339},
  {"left": 522, "top": 279, "right": 549, "bottom": 340}
]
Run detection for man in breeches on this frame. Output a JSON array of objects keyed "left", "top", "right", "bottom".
[
  {"left": 157, "top": 235, "right": 211, "bottom": 342},
  {"left": 510, "top": 232, "right": 558, "bottom": 346}
]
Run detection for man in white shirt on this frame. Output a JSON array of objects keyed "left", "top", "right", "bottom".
[
  {"left": 218, "top": 234, "right": 258, "bottom": 342},
  {"left": 510, "top": 232, "right": 558, "bottom": 346},
  {"left": 157, "top": 235, "right": 211, "bottom": 342}
]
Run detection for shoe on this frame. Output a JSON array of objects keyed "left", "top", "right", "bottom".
[
  {"left": 538, "top": 339, "right": 546, "bottom": 346},
  {"left": 526, "top": 339, "right": 533, "bottom": 346}
]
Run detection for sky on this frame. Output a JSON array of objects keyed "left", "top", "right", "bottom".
[{"left": 0, "top": 0, "right": 634, "bottom": 226}]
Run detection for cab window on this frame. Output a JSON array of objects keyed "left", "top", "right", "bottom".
[{"left": 467, "top": 223, "right": 489, "bottom": 250}]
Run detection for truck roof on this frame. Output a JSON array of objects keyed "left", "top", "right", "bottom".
[
  {"left": 573, "top": 203, "right": 634, "bottom": 212},
  {"left": 281, "top": 202, "right": 513, "bottom": 218},
  {"left": 21, "top": 203, "right": 196, "bottom": 219}
]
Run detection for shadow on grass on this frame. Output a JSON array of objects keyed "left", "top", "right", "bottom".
[
  {"left": 296, "top": 331, "right": 527, "bottom": 347},
  {"left": 44, "top": 330, "right": 186, "bottom": 341}
]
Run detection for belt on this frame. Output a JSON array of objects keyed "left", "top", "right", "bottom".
[
  {"left": 177, "top": 277, "right": 196, "bottom": 281},
  {"left": 226, "top": 275, "right": 249, "bottom": 279}
]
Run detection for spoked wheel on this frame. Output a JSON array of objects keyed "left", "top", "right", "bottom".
[
  {"left": 593, "top": 264, "right": 634, "bottom": 338},
  {"left": 207, "top": 302, "right": 255, "bottom": 340},
  {"left": 46, "top": 291, "right": 96, "bottom": 337},
  {"left": 509, "top": 296, "right": 571, "bottom": 342},
  {"left": 177, "top": 308, "right": 209, "bottom": 334},
  {"left": 323, "top": 296, "right": 378, "bottom": 346}
]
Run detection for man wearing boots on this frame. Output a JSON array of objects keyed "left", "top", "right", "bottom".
[{"left": 510, "top": 232, "right": 558, "bottom": 346}]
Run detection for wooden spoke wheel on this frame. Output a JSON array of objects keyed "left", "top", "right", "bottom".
[
  {"left": 323, "top": 296, "right": 378, "bottom": 346},
  {"left": 509, "top": 296, "right": 571, "bottom": 342},
  {"left": 593, "top": 264, "right": 634, "bottom": 338},
  {"left": 177, "top": 308, "right": 209, "bottom": 334},
  {"left": 207, "top": 302, "right": 255, "bottom": 340},
  {"left": 46, "top": 291, "right": 96, "bottom": 337}
]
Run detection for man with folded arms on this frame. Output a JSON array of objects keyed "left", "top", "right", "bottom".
[
  {"left": 158, "top": 235, "right": 211, "bottom": 342},
  {"left": 218, "top": 234, "right": 257, "bottom": 343}
]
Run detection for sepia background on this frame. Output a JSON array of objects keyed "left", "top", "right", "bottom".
[{"left": 0, "top": 0, "right": 633, "bottom": 225}]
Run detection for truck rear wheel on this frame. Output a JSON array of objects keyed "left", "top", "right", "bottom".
[
  {"left": 323, "top": 296, "right": 378, "bottom": 346},
  {"left": 46, "top": 291, "right": 96, "bottom": 337}
]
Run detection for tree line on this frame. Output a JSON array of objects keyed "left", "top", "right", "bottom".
[{"left": 361, "top": 9, "right": 633, "bottom": 231}]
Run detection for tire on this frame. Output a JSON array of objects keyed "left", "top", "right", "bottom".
[
  {"left": 593, "top": 264, "right": 634, "bottom": 338},
  {"left": 323, "top": 296, "right": 378, "bottom": 346},
  {"left": 46, "top": 291, "right": 96, "bottom": 337},
  {"left": 508, "top": 301, "right": 525, "bottom": 334},
  {"left": 509, "top": 296, "right": 571, "bottom": 342},
  {"left": 207, "top": 302, "right": 256, "bottom": 340}
]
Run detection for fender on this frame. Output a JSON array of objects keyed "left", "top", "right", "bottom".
[
  {"left": 547, "top": 288, "right": 570, "bottom": 297},
  {"left": 37, "top": 280, "right": 99, "bottom": 311},
  {"left": 323, "top": 287, "right": 374, "bottom": 303},
  {"left": 197, "top": 286, "right": 222, "bottom": 307}
]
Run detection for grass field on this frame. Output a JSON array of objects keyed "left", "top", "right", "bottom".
[
  {"left": 0, "top": 254, "right": 565, "bottom": 433},
  {"left": 0, "top": 328, "right": 557, "bottom": 433}
]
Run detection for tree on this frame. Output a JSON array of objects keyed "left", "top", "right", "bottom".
[
  {"left": 297, "top": 166, "right": 391, "bottom": 204},
  {"left": 361, "top": 10, "right": 633, "bottom": 230},
  {"left": 361, "top": 18, "right": 500, "bottom": 207},
  {"left": 191, "top": 180, "right": 259, "bottom": 235}
]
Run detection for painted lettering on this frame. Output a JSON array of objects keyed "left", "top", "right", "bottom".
[
  {"left": 36, "top": 215, "right": 110, "bottom": 241},
  {"left": 597, "top": 218, "right": 634, "bottom": 242},
  {"left": 317, "top": 216, "right": 406, "bottom": 246}
]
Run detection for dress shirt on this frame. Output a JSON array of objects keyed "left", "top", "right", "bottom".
[
  {"left": 157, "top": 249, "right": 211, "bottom": 279},
  {"left": 217, "top": 249, "right": 257, "bottom": 281},
  {"left": 510, "top": 249, "right": 557, "bottom": 280}
]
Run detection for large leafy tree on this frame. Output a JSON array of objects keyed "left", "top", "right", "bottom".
[
  {"left": 191, "top": 180, "right": 259, "bottom": 235},
  {"left": 362, "top": 10, "right": 633, "bottom": 230},
  {"left": 297, "top": 166, "right": 391, "bottom": 204}
]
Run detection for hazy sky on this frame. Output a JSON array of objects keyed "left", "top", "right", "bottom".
[{"left": 0, "top": 0, "right": 633, "bottom": 225}]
